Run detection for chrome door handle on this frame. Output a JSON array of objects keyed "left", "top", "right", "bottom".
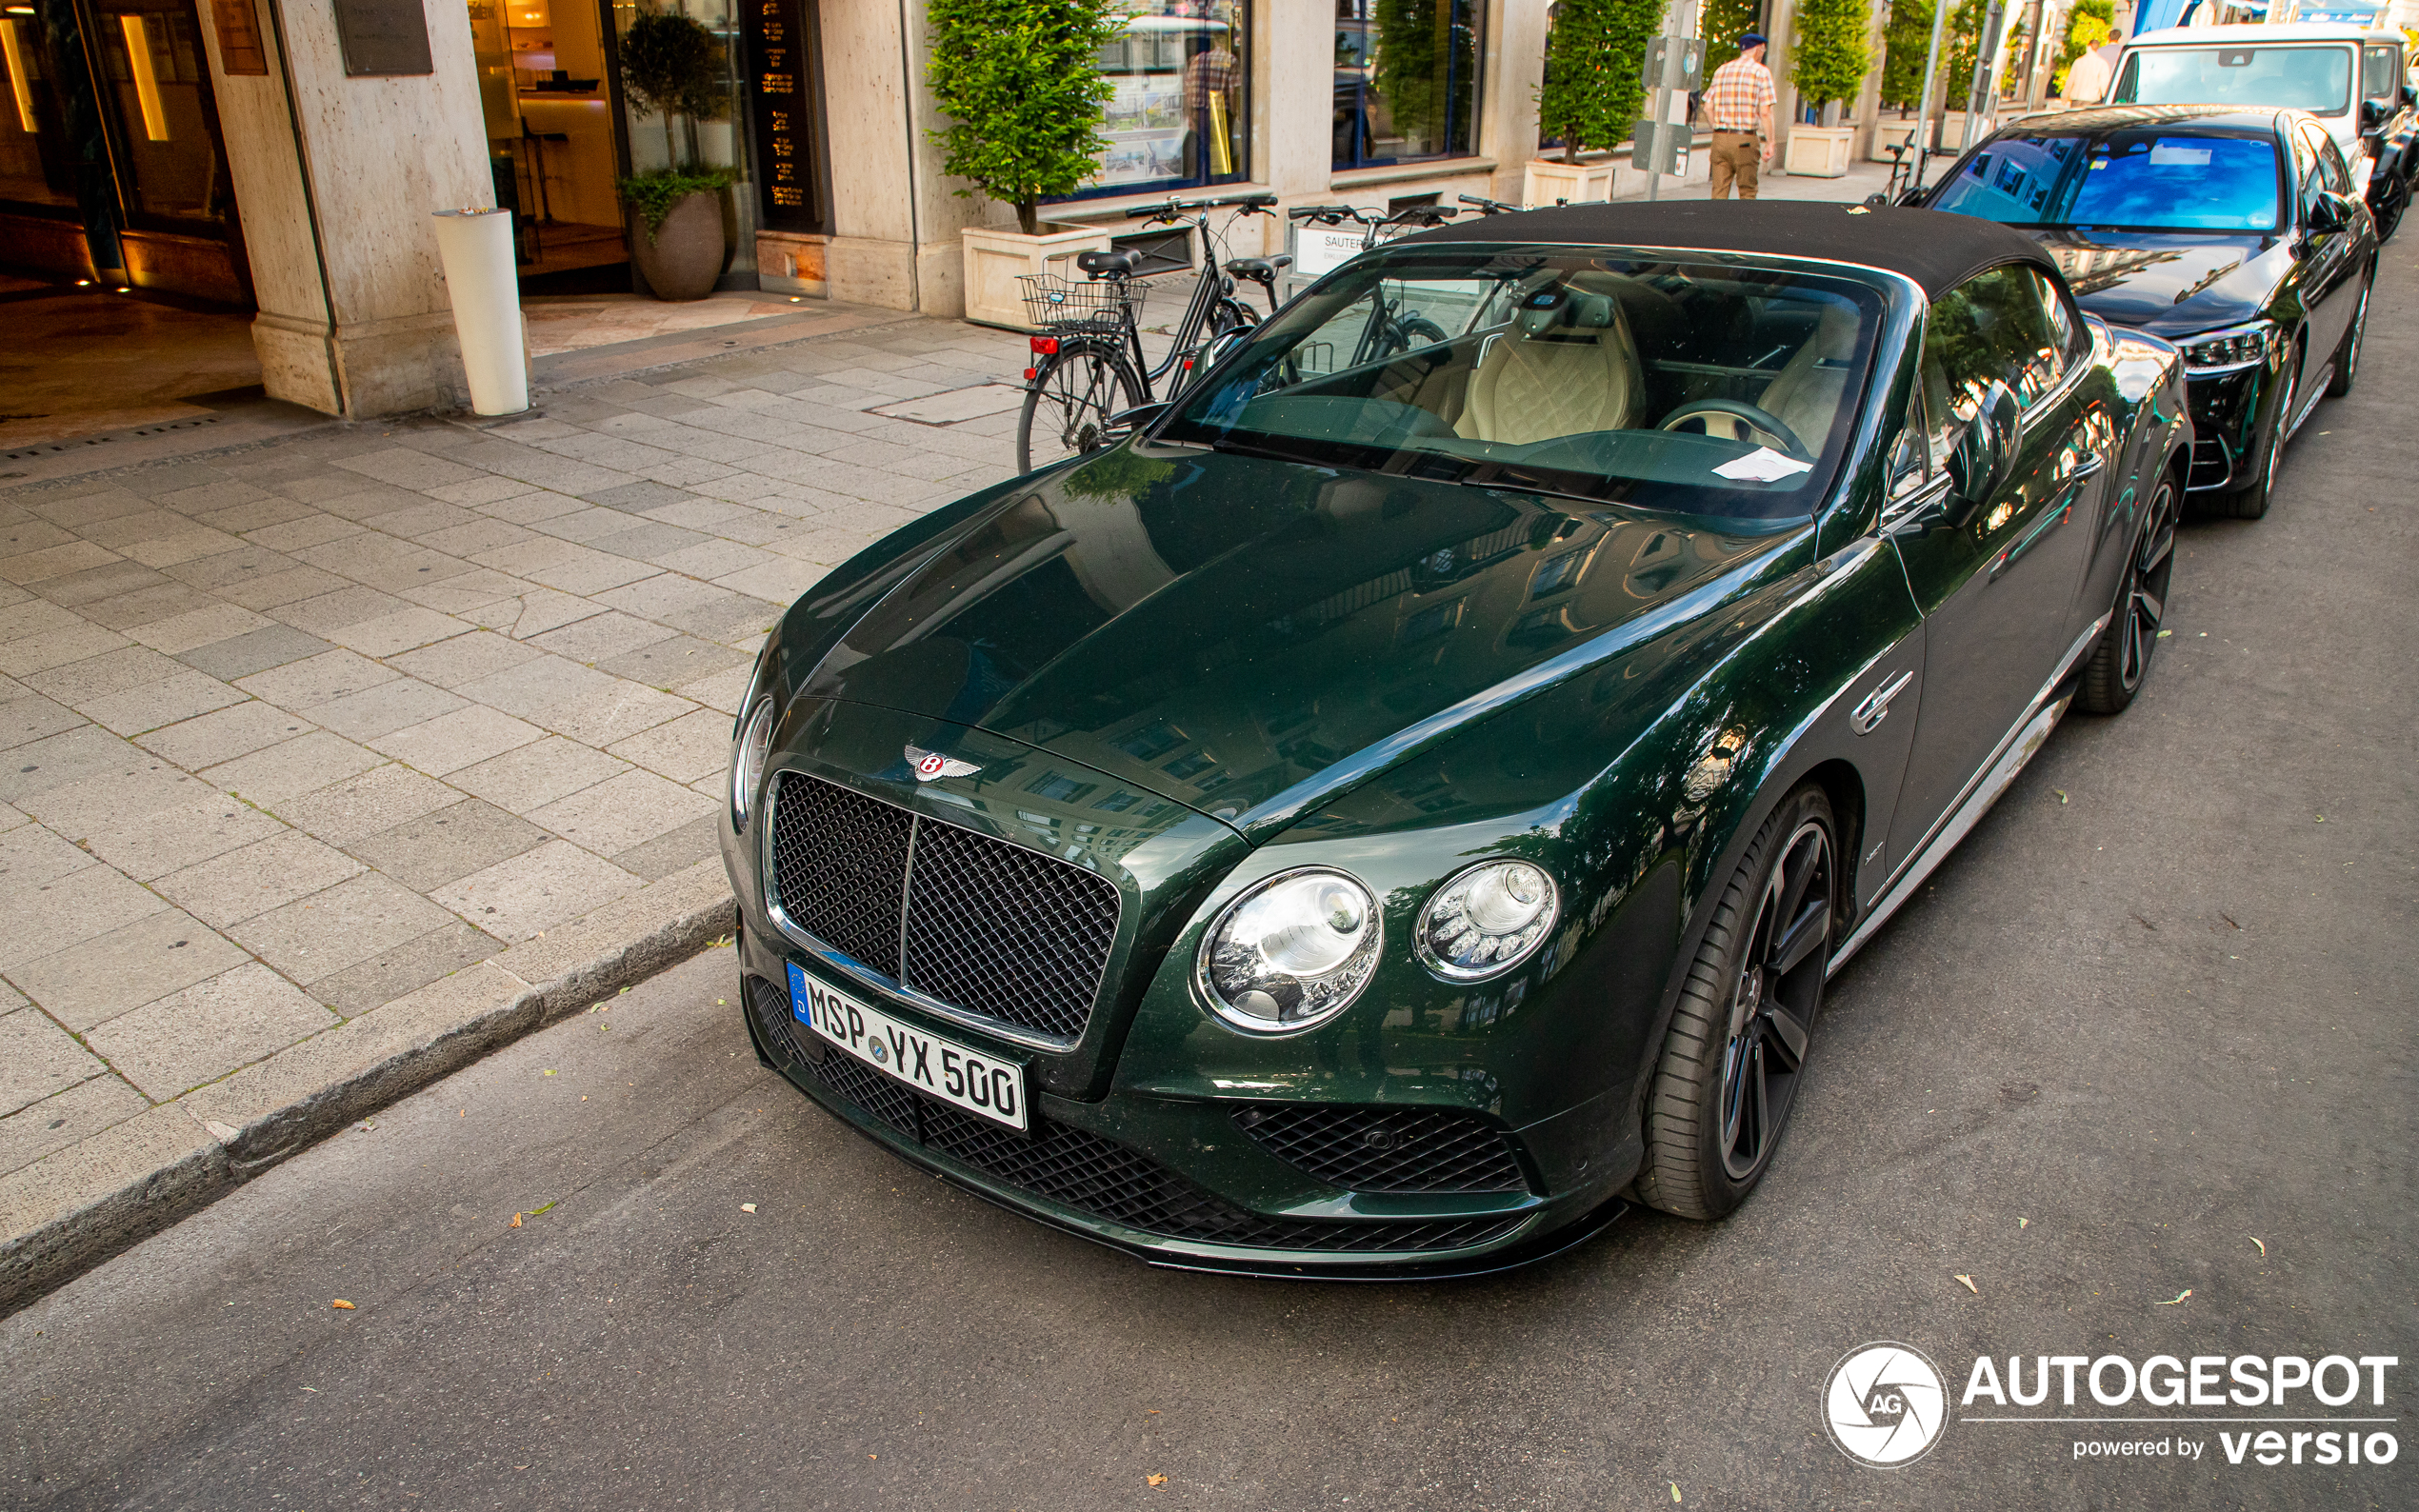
[{"left": 1850, "top": 669, "right": 1914, "bottom": 735}]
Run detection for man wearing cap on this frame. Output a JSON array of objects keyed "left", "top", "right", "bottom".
[{"left": 1705, "top": 32, "right": 1776, "bottom": 200}]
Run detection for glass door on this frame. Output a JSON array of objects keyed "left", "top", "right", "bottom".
[{"left": 471, "top": 0, "right": 631, "bottom": 290}]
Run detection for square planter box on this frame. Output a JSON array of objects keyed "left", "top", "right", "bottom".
[
  {"left": 1523, "top": 157, "right": 1617, "bottom": 207},
  {"left": 1785, "top": 125, "right": 1855, "bottom": 179},
  {"left": 1869, "top": 119, "right": 1919, "bottom": 163},
  {"left": 961, "top": 224, "right": 1114, "bottom": 331}
]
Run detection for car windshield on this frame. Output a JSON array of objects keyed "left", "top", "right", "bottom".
[
  {"left": 2113, "top": 45, "right": 2352, "bottom": 116},
  {"left": 1154, "top": 248, "right": 1887, "bottom": 521},
  {"left": 1927, "top": 129, "right": 2283, "bottom": 232}
]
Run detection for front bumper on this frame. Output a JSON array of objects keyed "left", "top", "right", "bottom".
[
  {"left": 732, "top": 928, "right": 1629, "bottom": 1278},
  {"left": 2182, "top": 361, "right": 2276, "bottom": 493}
]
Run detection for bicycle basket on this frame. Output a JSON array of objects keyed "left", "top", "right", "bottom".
[{"left": 1019, "top": 272, "right": 1147, "bottom": 332}]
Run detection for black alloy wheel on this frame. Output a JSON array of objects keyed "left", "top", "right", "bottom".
[
  {"left": 2079, "top": 477, "right": 2177, "bottom": 714},
  {"left": 1016, "top": 343, "right": 1144, "bottom": 474},
  {"left": 2329, "top": 274, "right": 2370, "bottom": 397},
  {"left": 1638, "top": 783, "right": 1838, "bottom": 1220}
]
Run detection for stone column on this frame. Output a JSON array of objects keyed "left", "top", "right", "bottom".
[
  {"left": 1483, "top": 0, "right": 1550, "bottom": 203},
  {"left": 197, "top": 0, "right": 495, "bottom": 417}
]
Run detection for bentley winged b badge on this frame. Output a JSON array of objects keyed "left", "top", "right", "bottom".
[{"left": 905, "top": 745, "right": 982, "bottom": 782}]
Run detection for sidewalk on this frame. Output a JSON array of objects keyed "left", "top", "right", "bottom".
[
  {"left": 0, "top": 172, "right": 1884, "bottom": 1312},
  {"left": 0, "top": 303, "right": 1040, "bottom": 1309}
]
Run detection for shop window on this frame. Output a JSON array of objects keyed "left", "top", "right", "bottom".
[
  {"left": 92, "top": 1, "right": 230, "bottom": 226},
  {"left": 1333, "top": 0, "right": 1481, "bottom": 170},
  {"left": 1053, "top": 0, "right": 1249, "bottom": 203},
  {"left": 0, "top": 6, "right": 75, "bottom": 210}
]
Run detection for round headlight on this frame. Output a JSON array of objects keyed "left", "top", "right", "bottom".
[
  {"left": 1415, "top": 861, "right": 1559, "bottom": 981},
  {"left": 730, "top": 697, "right": 774, "bottom": 830},
  {"left": 1197, "top": 867, "right": 1381, "bottom": 1033}
]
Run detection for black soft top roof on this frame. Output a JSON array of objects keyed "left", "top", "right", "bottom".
[{"left": 1399, "top": 201, "right": 2057, "bottom": 299}]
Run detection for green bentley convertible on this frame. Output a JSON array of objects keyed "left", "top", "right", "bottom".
[{"left": 720, "top": 202, "right": 2189, "bottom": 1276}]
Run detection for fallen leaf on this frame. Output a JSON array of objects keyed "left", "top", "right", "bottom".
[
  {"left": 543, "top": 1069, "right": 557, "bottom": 1077},
  {"left": 2018, "top": 1217, "right": 2029, "bottom": 1229},
  {"left": 2053, "top": 789, "right": 2068, "bottom": 804},
  {"left": 1147, "top": 1474, "right": 1169, "bottom": 1488},
  {"left": 741, "top": 1204, "right": 757, "bottom": 1214},
  {"left": 1670, "top": 1484, "right": 1683, "bottom": 1503},
  {"left": 716, "top": 999, "right": 727, "bottom": 1006},
  {"left": 2157, "top": 1289, "right": 2192, "bottom": 1305},
  {"left": 2249, "top": 1236, "right": 2267, "bottom": 1257},
  {"left": 529, "top": 1201, "right": 557, "bottom": 1217},
  {"left": 300, "top": 1385, "right": 317, "bottom": 1391},
  {"left": 2315, "top": 814, "right": 2325, "bottom": 823},
  {"left": 1954, "top": 1274, "right": 1979, "bottom": 1295},
  {"left": 510, "top": 1213, "right": 523, "bottom": 1227},
  {"left": 331, "top": 1299, "right": 355, "bottom": 1309},
  {"left": 2156, "top": 628, "right": 2172, "bottom": 638}
]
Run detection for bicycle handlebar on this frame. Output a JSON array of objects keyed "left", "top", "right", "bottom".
[
  {"left": 1130, "top": 191, "right": 1279, "bottom": 222},
  {"left": 1458, "top": 193, "right": 1521, "bottom": 215}
]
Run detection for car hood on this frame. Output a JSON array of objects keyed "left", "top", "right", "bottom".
[
  {"left": 2029, "top": 229, "right": 2288, "bottom": 339},
  {"left": 792, "top": 444, "right": 1792, "bottom": 832}
]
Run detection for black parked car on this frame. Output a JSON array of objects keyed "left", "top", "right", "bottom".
[{"left": 1908, "top": 105, "right": 2375, "bottom": 519}]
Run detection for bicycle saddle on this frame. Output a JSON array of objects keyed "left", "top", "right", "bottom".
[
  {"left": 1077, "top": 249, "right": 1139, "bottom": 278},
  {"left": 1223, "top": 255, "right": 1293, "bottom": 281}
]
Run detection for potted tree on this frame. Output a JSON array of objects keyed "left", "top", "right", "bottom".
[
  {"left": 1872, "top": 0, "right": 1931, "bottom": 161},
  {"left": 615, "top": 12, "right": 736, "bottom": 302},
  {"left": 1526, "top": 0, "right": 1661, "bottom": 206},
  {"left": 929, "top": 0, "right": 1126, "bottom": 329},
  {"left": 1785, "top": 0, "right": 1869, "bottom": 178}
]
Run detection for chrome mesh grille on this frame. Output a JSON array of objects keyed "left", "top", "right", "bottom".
[
  {"left": 768, "top": 771, "right": 1120, "bottom": 1042},
  {"left": 769, "top": 773, "right": 910, "bottom": 977},
  {"left": 903, "top": 819, "right": 1120, "bottom": 1040},
  {"left": 1235, "top": 1104, "right": 1530, "bottom": 1193}
]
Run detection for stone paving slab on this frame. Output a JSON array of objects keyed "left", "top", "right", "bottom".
[{"left": 0, "top": 302, "right": 1049, "bottom": 1312}]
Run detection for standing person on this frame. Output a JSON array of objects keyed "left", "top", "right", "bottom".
[{"left": 1705, "top": 31, "right": 1777, "bottom": 200}]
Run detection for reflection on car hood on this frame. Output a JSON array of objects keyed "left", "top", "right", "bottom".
[
  {"left": 793, "top": 445, "right": 1788, "bottom": 828},
  {"left": 2029, "top": 229, "right": 2289, "bottom": 338}
]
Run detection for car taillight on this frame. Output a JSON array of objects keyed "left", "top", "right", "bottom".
[{"left": 1029, "top": 336, "right": 1059, "bottom": 355}]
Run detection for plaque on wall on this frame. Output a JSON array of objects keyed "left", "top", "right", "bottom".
[
  {"left": 749, "top": 0, "right": 818, "bottom": 231},
  {"left": 209, "top": 0, "right": 270, "bottom": 76},
  {"left": 331, "top": 0, "right": 433, "bottom": 77}
]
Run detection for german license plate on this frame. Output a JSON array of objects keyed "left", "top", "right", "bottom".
[{"left": 786, "top": 961, "right": 1029, "bottom": 1131}]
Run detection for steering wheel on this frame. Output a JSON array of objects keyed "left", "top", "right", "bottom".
[{"left": 1658, "top": 400, "right": 1810, "bottom": 460}]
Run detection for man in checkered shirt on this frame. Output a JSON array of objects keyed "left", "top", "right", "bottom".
[{"left": 1704, "top": 30, "right": 1776, "bottom": 200}]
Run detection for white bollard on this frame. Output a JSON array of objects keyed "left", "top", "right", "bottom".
[{"left": 430, "top": 208, "right": 529, "bottom": 416}]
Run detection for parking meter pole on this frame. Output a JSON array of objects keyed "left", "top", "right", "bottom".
[
  {"left": 1910, "top": 0, "right": 1950, "bottom": 190},
  {"left": 1640, "top": 0, "right": 1701, "bottom": 203}
]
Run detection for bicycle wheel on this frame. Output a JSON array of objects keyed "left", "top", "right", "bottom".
[{"left": 1017, "top": 341, "right": 1145, "bottom": 474}]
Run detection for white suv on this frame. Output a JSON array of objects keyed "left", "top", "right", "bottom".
[{"left": 2113, "top": 23, "right": 2418, "bottom": 234}]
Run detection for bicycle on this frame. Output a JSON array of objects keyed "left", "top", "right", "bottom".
[
  {"left": 1015, "top": 192, "right": 1285, "bottom": 472},
  {"left": 1283, "top": 202, "right": 1461, "bottom": 368}
]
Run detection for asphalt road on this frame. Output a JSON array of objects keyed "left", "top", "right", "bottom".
[{"left": 7, "top": 262, "right": 2416, "bottom": 1512}]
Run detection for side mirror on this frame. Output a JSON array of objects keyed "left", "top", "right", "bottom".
[
  {"left": 2403, "top": 84, "right": 2416, "bottom": 109},
  {"left": 1863, "top": 191, "right": 1892, "bottom": 209},
  {"left": 2308, "top": 191, "right": 2349, "bottom": 234},
  {"left": 1948, "top": 381, "right": 2020, "bottom": 517},
  {"left": 2362, "top": 99, "right": 2386, "bottom": 133},
  {"left": 1106, "top": 401, "right": 1170, "bottom": 435}
]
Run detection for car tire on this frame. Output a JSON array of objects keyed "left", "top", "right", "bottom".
[
  {"left": 2201, "top": 341, "right": 2300, "bottom": 521},
  {"left": 1636, "top": 783, "right": 1839, "bottom": 1222},
  {"left": 2328, "top": 275, "right": 2369, "bottom": 397},
  {"left": 2078, "top": 475, "right": 2177, "bottom": 716}
]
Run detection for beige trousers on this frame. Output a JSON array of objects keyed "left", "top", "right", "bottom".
[{"left": 1709, "top": 132, "right": 1762, "bottom": 200}]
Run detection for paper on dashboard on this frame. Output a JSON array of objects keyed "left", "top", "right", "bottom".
[{"left": 1712, "top": 447, "right": 1815, "bottom": 483}]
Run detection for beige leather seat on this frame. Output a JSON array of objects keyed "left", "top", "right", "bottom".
[
  {"left": 1756, "top": 301, "right": 1860, "bottom": 452},
  {"left": 1455, "top": 282, "right": 1644, "bottom": 446}
]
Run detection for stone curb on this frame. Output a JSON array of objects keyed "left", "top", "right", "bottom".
[{"left": 0, "top": 870, "right": 736, "bottom": 1318}]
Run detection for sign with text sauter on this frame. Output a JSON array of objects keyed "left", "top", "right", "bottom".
[{"left": 750, "top": 0, "right": 819, "bottom": 230}]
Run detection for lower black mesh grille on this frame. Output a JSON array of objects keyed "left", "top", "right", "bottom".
[
  {"left": 903, "top": 819, "right": 1120, "bottom": 1040},
  {"left": 745, "top": 974, "right": 806, "bottom": 1064},
  {"left": 770, "top": 773, "right": 910, "bottom": 977},
  {"left": 2187, "top": 435, "right": 2233, "bottom": 489},
  {"left": 1235, "top": 1104, "right": 1530, "bottom": 1193},
  {"left": 768, "top": 771, "right": 1120, "bottom": 1042},
  {"left": 764, "top": 993, "right": 1524, "bottom": 1255}
]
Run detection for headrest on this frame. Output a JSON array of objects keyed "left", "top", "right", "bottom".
[{"left": 1514, "top": 286, "right": 1617, "bottom": 338}]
